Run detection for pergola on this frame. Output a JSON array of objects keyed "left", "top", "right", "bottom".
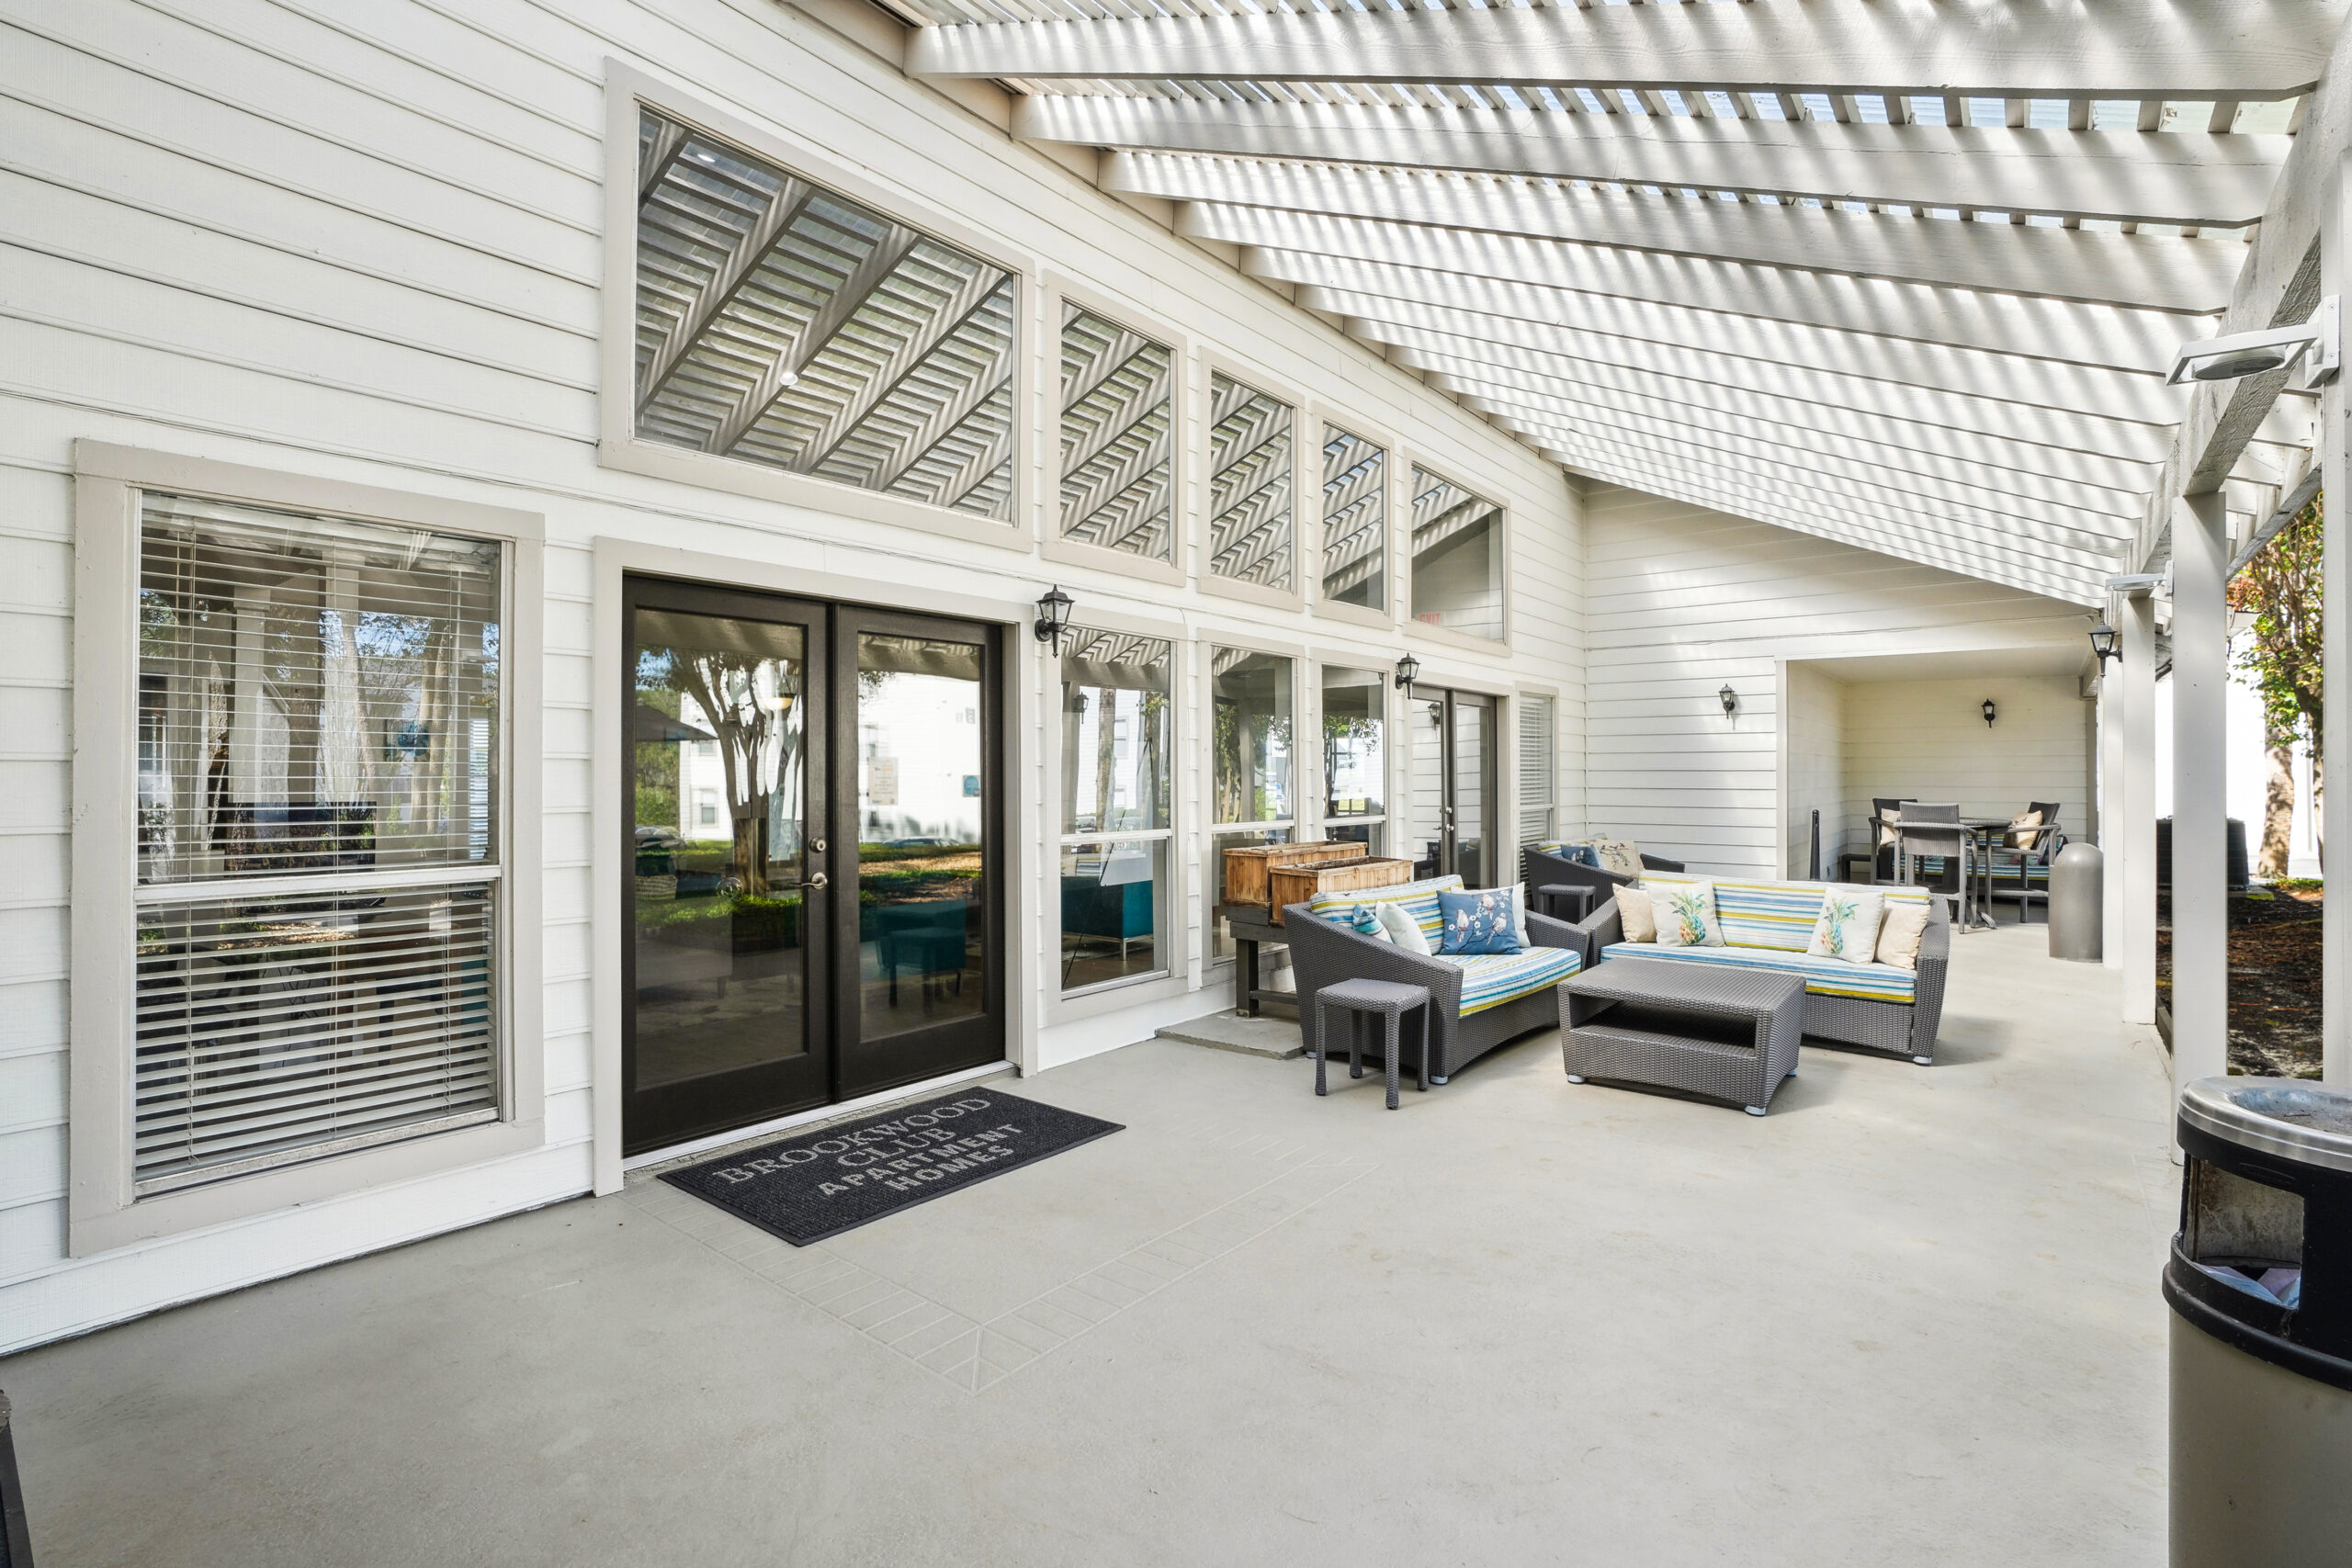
[{"left": 888, "top": 0, "right": 2352, "bottom": 1086}]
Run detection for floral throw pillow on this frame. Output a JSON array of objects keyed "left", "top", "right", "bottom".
[
  {"left": 1436, "top": 888, "right": 1522, "bottom": 955},
  {"left": 1650, "top": 880, "right": 1724, "bottom": 948},
  {"left": 1805, "top": 888, "right": 1887, "bottom": 964}
]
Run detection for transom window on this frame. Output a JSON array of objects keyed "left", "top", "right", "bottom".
[
  {"left": 1058, "top": 306, "right": 1175, "bottom": 560},
  {"left": 1410, "top": 466, "right": 1505, "bottom": 639},
  {"left": 632, "top": 108, "right": 1018, "bottom": 519},
  {"left": 1207, "top": 374, "right": 1294, "bottom": 590},
  {"left": 1321, "top": 425, "right": 1386, "bottom": 610}
]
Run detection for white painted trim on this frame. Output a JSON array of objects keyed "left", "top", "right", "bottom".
[
  {"left": 68, "top": 442, "right": 548, "bottom": 1258},
  {"left": 596, "top": 62, "right": 1037, "bottom": 553},
  {"left": 589, "top": 536, "right": 1042, "bottom": 1194},
  {"left": 619, "top": 1061, "right": 1013, "bottom": 1171}
]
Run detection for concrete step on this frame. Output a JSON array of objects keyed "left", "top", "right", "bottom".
[{"left": 1155, "top": 1009, "right": 1305, "bottom": 1060}]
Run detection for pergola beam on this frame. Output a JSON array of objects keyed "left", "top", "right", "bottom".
[
  {"left": 1122, "top": 155, "right": 2245, "bottom": 314},
  {"left": 910, "top": 2, "right": 2345, "bottom": 99},
  {"left": 1017, "top": 96, "right": 2286, "bottom": 230}
]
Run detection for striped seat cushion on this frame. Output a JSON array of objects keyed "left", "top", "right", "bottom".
[
  {"left": 1642, "top": 874, "right": 1932, "bottom": 954},
  {"left": 1307, "top": 874, "right": 1464, "bottom": 944},
  {"left": 1604, "top": 941, "right": 1916, "bottom": 1004},
  {"left": 1442, "top": 946, "right": 1582, "bottom": 1015}
]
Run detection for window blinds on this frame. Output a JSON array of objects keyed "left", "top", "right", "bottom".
[
  {"left": 1518, "top": 696, "right": 1555, "bottom": 843},
  {"left": 131, "top": 493, "right": 503, "bottom": 1193}
]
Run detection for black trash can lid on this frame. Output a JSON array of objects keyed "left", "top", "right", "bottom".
[{"left": 2181, "top": 1077, "right": 2352, "bottom": 1173}]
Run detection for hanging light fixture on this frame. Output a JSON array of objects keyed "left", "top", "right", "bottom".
[
  {"left": 1033, "top": 584, "right": 1074, "bottom": 655},
  {"left": 1982, "top": 697, "right": 1998, "bottom": 728},
  {"left": 2088, "top": 621, "right": 2120, "bottom": 671},
  {"left": 1394, "top": 652, "right": 1420, "bottom": 696}
]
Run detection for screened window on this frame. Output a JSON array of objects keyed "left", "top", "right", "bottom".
[
  {"left": 1322, "top": 425, "right": 1386, "bottom": 610},
  {"left": 1519, "top": 695, "right": 1556, "bottom": 845},
  {"left": 1059, "top": 307, "right": 1174, "bottom": 560},
  {"left": 633, "top": 109, "right": 1017, "bottom": 519},
  {"left": 1410, "top": 467, "right": 1505, "bottom": 639},
  {"left": 1060, "top": 631, "right": 1172, "bottom": 992},
  {"left": 132, "top": 494, "right": 504, "bottom": 1192},
  {"left": 1322, "top": 666, "right": 1386, "bottom": 857},
  {"left": 1207, "top": 374, "right": 1294, "bottom": 590},
  {"left": 1209, "top": 649, "right": 1295, "bottom": 959}
]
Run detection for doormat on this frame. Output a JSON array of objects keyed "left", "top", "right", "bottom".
[{"left": 659, "top": 1088, "right": 1124, "bottom": 1246}]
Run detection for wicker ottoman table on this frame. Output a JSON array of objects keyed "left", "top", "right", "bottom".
[{"left": 1559, "top": 958, "right": 1804, "bottom": 1116}]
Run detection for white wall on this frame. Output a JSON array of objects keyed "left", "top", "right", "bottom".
[
  {"left": 1783, "top": 663, "right": 1847, "bottom": 877},
  {"left": 1837, "top": 676, "right": 2094, "bottom": 859},
  {"left": 0, "top": 0, "right": 1581, "bottom": 1350},
  {"left": 1583, "top": 483, "right": 2094, "bottom": 876}
]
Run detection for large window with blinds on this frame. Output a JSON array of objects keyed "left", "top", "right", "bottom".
[
  {"left": 129, "top": 494, "right": 506, "bottom": 1194},
  {"left": 1518, "top": 694, "right": 1557, "bottom": 846},
  {"left": 631, "top": 107, "right": 1019, "bottom": 520}
]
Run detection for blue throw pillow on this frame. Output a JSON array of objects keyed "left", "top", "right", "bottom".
[
  {"left": 1437, "top": 888, "right": 1521, "bottom": 955},
  {"left": 1566, "top": 843, "right": 1601, "bottom": 869},
  {"left": 1348, "top": 904, "right": 1382, "bottom": 937}
]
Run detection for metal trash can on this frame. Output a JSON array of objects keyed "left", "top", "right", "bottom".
[
  {"left": 2167, "top": 1077, "right": 2352, "bottom": 1566},
  {"left": 2047, "top": 841, "right": 2102, "bottom": 962}
]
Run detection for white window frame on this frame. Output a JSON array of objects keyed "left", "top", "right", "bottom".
[
  {"left": 1048, "top": 615, "right": 1190, "bottom": 1017},
  {"left": 68, "top": 443, "right": 546, "bottom": 1258},
  {"left": 1399, "top": 452, "right": 1513, "bottom": 654},
  {"left": 1204, "top": 638, "right": 1304, "bottom": 964},
  {"left": 1306, "top": 405, "right": 1401, "bottom": 633},
  {"left": 596, "top": 62, "right": 1035, "bottom": 555},
  {"left": 1195, "top": 352, "right": 1307, "bottom": 614},
  {"left": 1312, "top": 656, "right": 1396, "bottom": 858},
  {"left": 1041, "top": 275, "right": 1191, "bottom": 589}
]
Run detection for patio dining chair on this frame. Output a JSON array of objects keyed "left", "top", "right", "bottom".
[
  {"left": 1895, "top": 803, "right": 1973, "bottom": 921},
  {"left": 1989, "top": 803, "right": 2064, "bottom": 923},
  {"left": 1871, "top": 796, "right": 1917, "bottom": 883}
]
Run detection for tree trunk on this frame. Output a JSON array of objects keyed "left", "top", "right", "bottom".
[{"left": 2259, "top": 739, "right": 2296, "bottom": 879}]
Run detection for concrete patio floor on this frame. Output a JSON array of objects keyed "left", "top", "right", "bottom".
[{"left": 4, "top": 922, "right": 2177, "bottom": 1567}]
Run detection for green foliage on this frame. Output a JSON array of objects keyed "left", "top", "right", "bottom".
[{"left": 2229, "top": 494, "right": 2324, "bottom": 755}]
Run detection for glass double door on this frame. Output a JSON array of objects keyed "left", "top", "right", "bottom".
[
  {"left": 1408, "top": 689, "right": 1498, "bottom": 888},
  {"left": 623, "top": 579, "right": 1001, "bottom": 1156}
]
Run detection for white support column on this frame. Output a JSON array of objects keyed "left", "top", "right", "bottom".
[
  {"left": 2172, "top": 491, "right": 2232, "bottom": 1100},
  {"left": 2324, "top": 153, "right": 2351, "bottom": 1087},
  {"left": 2121, "top": 592, "right": 2158, "bottom": 1025},
  {"left": 2101, "top": 642, "right": 2124, "bottom": 969}
]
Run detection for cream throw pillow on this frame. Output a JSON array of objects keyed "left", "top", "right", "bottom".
[
  {"left": 1806, "top": 888, "right": 1887, "bottom": 965},
  {"left": 1616, "top": 885, "right": 1657, "bottom": 942},
  {"left": 1650, "top": 879, "right": 1724, "bottom": 948},
  {"left": 1375, "top": 900, "right": 1434, "bottom": 955},
  {"left": 1874, "top": 899, "right": 1932, "bottom": 971}
]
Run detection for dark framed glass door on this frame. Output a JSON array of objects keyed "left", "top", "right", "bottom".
[
  {"left": 1408, "top": 689, "right": 1497, "bottom": 886},
  {"left": 623, "top": 580, "right": 1001, "bottom": 1156}
]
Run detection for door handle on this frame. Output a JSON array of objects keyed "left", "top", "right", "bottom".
[{"left": 799, "top": 872, "right": 830, "bottom": 890}]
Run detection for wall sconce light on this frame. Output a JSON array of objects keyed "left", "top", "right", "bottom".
[
  {"left": 1394, "top": 652, "right": 1420, "bottom": 697},
  {"left": 1718, "top": 683, "right": 1738, "bottom": 720},
  {"left": 1982, "top": 697, "right": 1998, "bottom": 728},
  {"left": 2166, "top": 295, "right": 2338, "bottom": 387},
  {"left": 2088, "top": 621, "right": 2120, "bottom": 672},
  {"left": 1033, "top": 584, "right": 1073, "bottom": 655}
]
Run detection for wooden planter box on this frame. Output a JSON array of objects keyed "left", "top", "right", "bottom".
[
  {"left": 1267, "top": 857, "right": 1413, "bottom": 924},
  {"left": 1223, "top": 840, "right": 1362, "bottom": 907}
]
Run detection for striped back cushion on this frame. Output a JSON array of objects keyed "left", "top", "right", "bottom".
[
  {"left": 1308, "top": 874, "right": 1465, "bottom": 942},
  {"left": 1643, "top": 874, "right": 1931, "bottom": 953}
]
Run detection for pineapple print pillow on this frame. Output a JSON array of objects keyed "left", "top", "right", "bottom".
[
  {"left": 1649, "top": 879, "right": 1724, "bottom": 948},
  {"left": 1806, "top": 888, "right": 1888, "bottom": 964}
]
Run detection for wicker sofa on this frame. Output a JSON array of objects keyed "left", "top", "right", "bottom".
[
  {"left": 1573, "top": 872, "right": 1951, "bottom": 1065},
  {"left": 1283, "top": 874, "right": 1589, "bottom": 1082}
]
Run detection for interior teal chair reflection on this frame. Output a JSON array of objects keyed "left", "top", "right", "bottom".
[
  {"left": 1060, "top": 874, "right": 1155, "bottom": 984},
  {"left": 876, "top": 897, "right": 967, "bottom": 1006}
]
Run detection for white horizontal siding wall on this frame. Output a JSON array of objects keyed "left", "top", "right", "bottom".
[
  {"left": 1783, "top": 662, "right": 1846, "bottom": 878},
  {"left": 1582, "top": 483, "right": 2089, "bottom": 877},
  {"left": 1839, "top": 677, "right": 2095, "bottom": 860},
  {"left": 0, "top": 0, "right": 1579, "bottom": 1349}
]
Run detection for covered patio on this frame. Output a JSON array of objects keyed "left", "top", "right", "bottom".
[{"left": 4, "top": 925, "right": 2171, "bottom": 1566}]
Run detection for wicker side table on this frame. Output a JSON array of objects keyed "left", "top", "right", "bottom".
[
  {"left": 1559, "top": 958, "right": 1804, "bottom": 1116},
  {"left": 1313, "top": 978, "right": 1433, "bottom": 1110}
]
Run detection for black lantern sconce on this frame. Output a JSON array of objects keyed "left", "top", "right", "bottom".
[
  {"left": 2088, "top": 621, "right": 2120, "bottom": 673},
  {"left": 1982, "top": 697, "right": 1998, "bottom": 728},
  {"left": 1718, "top": 683, "right": 1738, "bottom": 721},
  {"left": 1033, "top": 584, "right": 1074, "bottom": 655},
  {"left": 1394, "top": 652, "right": 1420, "bottom": 698}
]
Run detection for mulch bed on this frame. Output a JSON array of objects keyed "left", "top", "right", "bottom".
[{"left": 2157, "top": 886, "right": 2324, "bottom": 1078}]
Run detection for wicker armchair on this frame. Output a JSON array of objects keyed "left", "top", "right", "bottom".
[
  {"left": 1521, "top": 845, "right": 1686, "bottom": 908},
  {"left": 1283, "top": 904, "right": 1590, "bottom": 1082},
  {"left": 1568, "top": 893, "right": 1952, "bottom": 1065}
]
